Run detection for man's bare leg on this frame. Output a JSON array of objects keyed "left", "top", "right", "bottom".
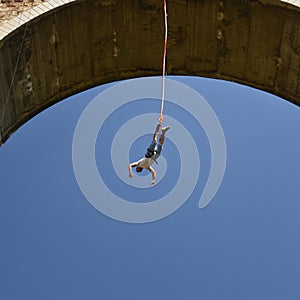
[
  {"left": 153, "top": 123, "right": 161, "bottom": 142},
  {"left": 159, "top": 126, "right": 170, "bottom": 145}
]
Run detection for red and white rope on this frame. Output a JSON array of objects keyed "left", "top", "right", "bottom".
[{"left": 159, "top": 0, "right": 168, "bottom": 124}]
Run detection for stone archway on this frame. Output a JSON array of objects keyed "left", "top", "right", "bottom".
[{"left": 1, "top": 0, "right": 300, "bottom": 145}]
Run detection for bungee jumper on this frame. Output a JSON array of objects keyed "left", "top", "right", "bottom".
[
  {"left": 128, "top": 0, "right": 170, "bottom": 186},
  {"left": 128, "top": 123, "right": 170, "bottom": 186}
]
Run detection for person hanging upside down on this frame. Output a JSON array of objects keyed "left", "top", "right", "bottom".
[{"left": 128, "top": 123, "right": 170, "bottom": 186}]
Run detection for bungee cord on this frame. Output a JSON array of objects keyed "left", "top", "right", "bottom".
[{"left": 159, "top": 0, "right": 168, "bottom": 125}]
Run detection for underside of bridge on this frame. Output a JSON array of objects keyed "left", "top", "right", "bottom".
[{"left": 0, "top": 0, "right": 300, "bottom": 145}]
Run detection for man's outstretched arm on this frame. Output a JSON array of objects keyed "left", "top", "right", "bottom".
[
  {"left": 128, "top": 162, "right": 138, "bottom": 177},
  {"left": 148, "top": 166, "right": 156, "bottom": 186}
]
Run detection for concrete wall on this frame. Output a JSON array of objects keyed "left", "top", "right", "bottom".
[
  {"left": 1, "top": 0, "right": 300, "bottom": 145},
  {"left": 0, "top": 0, "right": 46, "bottom": 23}
]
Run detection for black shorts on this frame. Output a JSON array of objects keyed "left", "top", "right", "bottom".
[{"left": 145, "top": 141, "right": 156, "bottom": 158}]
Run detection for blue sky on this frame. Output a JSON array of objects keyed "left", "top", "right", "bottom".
[{"left": 0, "top": 76, "right": 300, "bottom": 299}]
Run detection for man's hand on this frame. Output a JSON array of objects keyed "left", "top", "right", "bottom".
[
  {"left": 149, "top": 167, "right": 156, "bottom": 186},
  {"left": 129, "top": 162, "right": 137, "bottom": 178}
]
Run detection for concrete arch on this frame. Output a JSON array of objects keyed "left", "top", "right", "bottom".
[{"left": 0, "top": 0, "right": 300, "bottom": 145}]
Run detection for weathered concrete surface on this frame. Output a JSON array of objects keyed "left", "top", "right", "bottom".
[
  {"left": 0, "top": 1, "right": 75, "bottom": 40},
  {"left": 1, "top": 0, "right": 300, "bottom": 145},
  {"left": 0, "top": 0, "right": 46, "bottom": 23}
]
